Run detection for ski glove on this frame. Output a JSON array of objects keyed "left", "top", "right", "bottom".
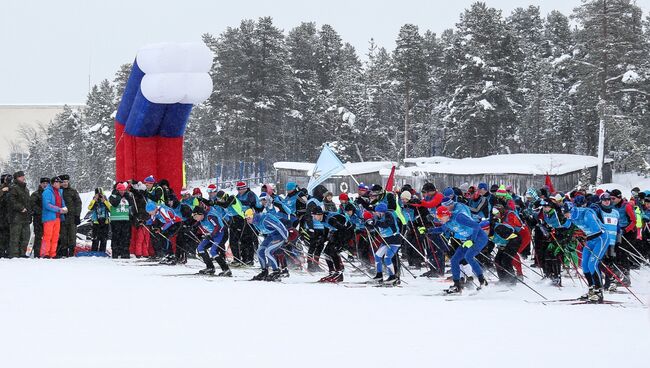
[
  {"left": 462, "top": 240, "right": 473, "bottom": 248},
  {"left": 417, "top": 227, "right": 426, "bottom": 235}
]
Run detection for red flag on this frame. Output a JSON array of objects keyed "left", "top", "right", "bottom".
[
  {"left": 545, "top": 174, "right": 555, "bottom": 194},
  {"left": 385, "top": 166, "right": 396, "bottom": 192}
]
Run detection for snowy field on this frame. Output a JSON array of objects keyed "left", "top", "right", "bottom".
[{"left": 1, "top": 257, "right": 649, "bottom": 368}]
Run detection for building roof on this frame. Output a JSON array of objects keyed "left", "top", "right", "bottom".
[
  {"left": 386, "top": 154, "right": 613, "bottom": 176},
  {"left": 274, "top": 161, "right": 396, "bottom": 176}
]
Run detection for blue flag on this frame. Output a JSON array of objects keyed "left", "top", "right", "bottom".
[{"left": 307, "top": 144, "right": 345, "bottom": 195}]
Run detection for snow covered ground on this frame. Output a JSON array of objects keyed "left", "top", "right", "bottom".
[{"left": 1, "top": 257, "right": 649, "bottom": 368}]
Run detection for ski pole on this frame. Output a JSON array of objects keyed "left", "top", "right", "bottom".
[
  {"left": 372, "top": 225, "right": 413, "bottom": 280},
  {"left": 620, "top": 235, "right": 649, "bottom": 265},
  {"left": 483, "top": 257, "right": 548, "bottom": 300},
  {"left": 439, "top": 234, "right": 481, "bottom": 290},
  {"left": 398, "top": 232, "right": 437, "bottom": 273},
  {"left": 580, "top": 242, "right": 646, "bottom": 306},
  {"left": 549, "top": 233, "right": 587, "bottom": 286}
]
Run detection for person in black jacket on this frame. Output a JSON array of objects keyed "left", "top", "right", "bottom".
[
  {"left": 0, "top": 174, "right": 13, "bottom": 257},
  {"left": 31, "top": 178, "right": 50, "bottom": 258},
  {"left": 318, "top": 207, "right": 355, "bottom": 283},
  {"left": 8, "top": 171, "right": 32, "bottom": 258}
]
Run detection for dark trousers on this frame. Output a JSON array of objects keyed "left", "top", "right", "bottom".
[
  {"left": 425, "top": 233, "right": 447, "bottom": 275},
  {"left": 9, "top": 222, "right": 30, "bottom": 258},
  {"left": 91, "top": 222, "right": 109, "bottom": 253},
  {"left": 57, "top": 220, "right": 77, "bottom": 257},
  {"left": 404, "top": 226, "right": 424, "bottom": 268},
  {"left": 495, "top": 238, "right": 520, "bottom": 284},
  {"left": 307, "top": 229, "right": 326, "bottom": 271},
  {"left": 33, "top": 221, "right": 43, "bottom": 258},
  {"left": 230, "top": 217, "right": 258, "bottom": 265},
  {"left": 111, "top": 221, "right": 131, "bottom": 258},
  {"left": 0, "top": 226, "right": 10, "bottom": 257}
]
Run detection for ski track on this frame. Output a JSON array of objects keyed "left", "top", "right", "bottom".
[{"left": 1, "top": 257, "right": 649, "bottom": 368}]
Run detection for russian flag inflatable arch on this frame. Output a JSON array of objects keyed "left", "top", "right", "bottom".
[{"left": 114, "top": 42, "right": 213, "bottom": 195}]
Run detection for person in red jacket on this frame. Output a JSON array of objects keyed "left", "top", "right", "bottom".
[{"left": 492, "top": 204, "right": 531, "bottom": 279}]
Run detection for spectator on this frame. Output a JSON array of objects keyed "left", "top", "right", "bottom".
[
  {"left": 88, "top": 188, "right": 111, "bottom": 254},
  {"left": 8, "top": 171, "right": 32, "bottom": 258},
  {"left": 109, "top": 182, "right": 135, "bottom": 259},
  {"left": 31, "top": 178, "right": 50, "bottom": 258},
  {"left": 41, "top": 177, "right": 67, "bottom": 259},
  {"left": 57, "top": 174, "right": 82, "bottom": 258},
  {"left": 0, "top": 174, "right": 12, "bottom": 257}
]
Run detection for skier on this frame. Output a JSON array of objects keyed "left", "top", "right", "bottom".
[
  {"left": 562, "top": 201, "right": 610, "bottom": 303},
  {"left": 367, "top": 202, "right": 401, "bottom": 285},
  {"left": 611, "top": 189, "right": 637, "bottom": 285},
  {"left": 430, "top": 206, "right": 489, "bottom": 294},
  {"left": 234, "top": 181, "right": 262, "bottom": 266},
  {"left": 317, "top": 206, "right": 355, "bottom": 283},
  {"left": 193, "top": 206, "right": 231, "bottom": 276},
  {"left": 247, "top": 209, "right": 289, "bottom": 281},
  {"left": 592, "top": 192, "right": 620, "bottom": 291},
  {"left": 491, "top": 220, "right": 520, "bottom": 285},
  {"left": 145, "top": 200, "right": 182, "bottom": 260}
]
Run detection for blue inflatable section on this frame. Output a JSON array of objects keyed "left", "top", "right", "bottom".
[{"left": 116, "top": 61, "right": 145, "bottom": 124}]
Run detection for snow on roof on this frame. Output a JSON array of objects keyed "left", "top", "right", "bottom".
[
  {"left": 393, "top": 154, "right": 613, "bottom": 176},
  {"left": 274, "top": 161, "right": 396, "bottom": 176}
]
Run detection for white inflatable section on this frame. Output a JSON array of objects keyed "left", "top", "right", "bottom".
[{"left": 137, "top": 42, "right": 214, "bottom": 104}]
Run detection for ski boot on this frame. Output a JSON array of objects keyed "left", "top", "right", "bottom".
[
  {"left": 217, "top": 269, "right": 232, "bottom": 277},
  {"left": 319, "top": 272, "right": 336, "bottom": 283},
  {"left": 476, "top": 275, "right": 488, "bottom": 290},
  {"left": 445, "top": 279, "right": 462, "bottom": 294},
  {"left": 159, "top": 255, "right": 177, "bottom": 265},
  {"left": 252, "top": 269, "right": 268, "bottom": 281},
  {"left": 384, "top": 275, "right": 399, "bottom": 286},
  {"left": 607, "top": 283, "right": 618, "bottom": 292},
  {"left": 373, "top": 272, "right": 384, "bottom": 283},
  {"left": 199, "top": 267, "right": 216, "bottom": 275},
  {"left": 330, "top": 271, "right": 344, "bottom": 283},
  {"left": 421, "top": 269, "right": 437, "bottom": 278},
  {"left": 579, "top": 287, "right": 594, "bottom": 300},
  {"left": 265, "top": 269, "right": 282, "bottom": 282},
  {"left": 588, "top": 288, "right": 604, "bottom": 303},
  {"left": 280, "top": 268, "right": 290, "bottom": 278}
]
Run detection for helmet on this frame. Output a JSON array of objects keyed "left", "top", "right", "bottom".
[
  {"left": 436, "top": 206, "right": 451, "bottom": 218},
  {"left": 244, "top": 209, "right": 255, "bottom": 218},
  {"left": 374, "top": 202, "right": 388, "bottom": 213},
  {"left": 145, "top": 201, "right": 157, "bottom": 213}
]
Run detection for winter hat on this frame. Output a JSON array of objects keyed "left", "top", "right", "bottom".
[
  {"left": 632, "top": 187, "right": 640, "bottom": 196},
  {"left": 595, "top": 188, "right": 605, "bottom": 197},
  {"left": 144, "top": 175, "right": 155, "bottom": 184},
  {"left": 58, "top": 174, "right": 70, "bottom": 181},
  {"left": 459, "top": 182, "right": 470, "bottom": 193},
  {"left": 442, "top": 187, "right": 455, "bottom": 199},
  {"left": 180, "top": 188, "right": 190, "bottom": 196},
  {"left": 400, "top": 191, "right": 412, "bottom": 201},
  {"left": 39, "top": 177, "right": 50, "bottom": 184},
  {"left": 343, "top": 203, "right": 356, "bottom": 213},
  {"left": 600, "top": 192, "right": 612, "bottom": 200},
  {"left": 159, "top": 179, "right": 170, "bottom": 188},
  {"left": 495, "top": 185, "right": 508, "bottom": 197},
  {"left": 324, "top": 191, "right": 334, "bottom": 199},
  {"left": 51, "top": 176, "right": 62, "bottom": 183},
  {"left": 436, "top": 206, "right": 451, "bottom": 218},
  {"left": 574, "top": 195, "right": 586, "bottom": 206},
  {"left": 374, "top": 202, "right": 388, "bottom": 213},
  {"left": 422, "top": 182, "right": 436, "bottom": 193},
  {"left": 358, "top": 183, "right": 369, "bottom": 191},
  {"left": 286, "top": 182, "right": 297, "bottom": 191},
  {"left": 116, "top": 182, "right": 128, "bottom": 191},
  {"left": 244, "top": 208, "right": 255, "bottom": 218},
  {"left": 192, "top": 206, "right": 206, "bottom": 215},
  {"left": 441, "top": 198, "right": 455, "bottom": 207},
  {"left": 236, "top": 181, "right": 247, "bottom": 190},
  {"left": 311, "top": 207, "right": 324, "bottom": 215},
  {"left": 362, "top": 210, "right": 373, "bottom": 221},
  {"left": 551, "top": 193, "right": 563, "bottom": 202},
  {"left": 207, "top": 184, "right": 218, "bottom": 193},
  {"left": 490, "top": 184, "right": 499, "bottom": 193},
  {"left": 370, "top": 184, "right": 384, "bottom": 196},
  {"left": 13, "top": 171, "right": 24, "bottom": 179},
  {"left": 145, "top": 201, "right": 157, "bottom": 213},
  {"left": 610, "top": 189, "right": 622, "bottom": 198},
  {"left": 478, "top": 182, "right": 489, "bottom": 191},
  {"left": 506, "top": 185, "right": 513, "bottom": 193},
  {"left": 191, "top": 188, "right": 201, "bottom": 196},
  {"left": 401, "top": 184, "right": 413, "bottom": 193},
  {"left": 259, "top": 192, "right": 268, "bottom": 200},
  {"left": 339, "top": 193, "right": 349, "bottom": 202}
]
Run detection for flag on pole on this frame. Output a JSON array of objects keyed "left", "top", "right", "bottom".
[
  {"left": 307, "top": 144, "right": 346, "bottom": 195},
  {"left": 385, "top": 165, "right": 396, "bottom": 192},
  {"left": 545, "top": 174, "right": 555, "bottom": 194}
]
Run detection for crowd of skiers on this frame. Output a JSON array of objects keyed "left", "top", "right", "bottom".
[
  {"left": 3, "top": 170, "right": 649, "bottom": 304},
  {"left": 0, "top": 173, "right": 81, "bottom": 259}
]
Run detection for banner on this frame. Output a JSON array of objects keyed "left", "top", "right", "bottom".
[{"left": 307, "top": 144, "right": 345, "bottom": 194}]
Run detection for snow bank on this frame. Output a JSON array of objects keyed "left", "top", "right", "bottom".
[{"left": 395, "top": 154, "right": 612, "bottom": 176}]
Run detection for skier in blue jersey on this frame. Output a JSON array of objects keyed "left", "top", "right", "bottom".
[
  {"left": 562, "top": 201, "right": 610, "bottom": 303},
  {"left": 592, "top": 192, "right": 620, "bottom": 291},
  {"left": 192, "top": 206, "right": 231, "bottom": 276},
  {"left": 430, "top": 206, "right": 489, "bottom": 294},
  {"left": 247, "top": 209, "right": 289, "bottom": 281},
  {"left": 367, "top": 202, "right": 401, "bottom": 285}
]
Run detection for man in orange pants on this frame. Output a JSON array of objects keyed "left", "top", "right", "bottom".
[{"left": 41, "top": 177, "right": 68, "bottom": 258}]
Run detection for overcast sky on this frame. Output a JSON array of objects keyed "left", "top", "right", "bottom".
[{"left": 1, "top": 0, "right": 647, "bottom": 104}]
